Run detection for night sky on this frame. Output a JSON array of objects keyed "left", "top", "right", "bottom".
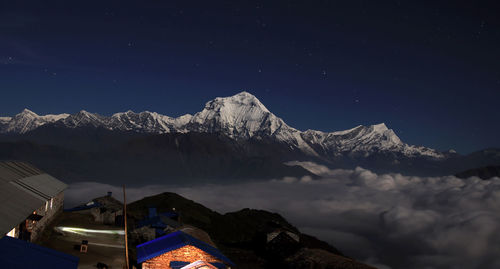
[{"left": 1, "top": 1, "right": 499, "bottom": 154}]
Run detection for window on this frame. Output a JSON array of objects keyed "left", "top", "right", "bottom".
[
  {"left": 45, "top": 201, "right": 49, "bottom": 212},
  {"left": 6, "top": 227, "right": 16, "bottom": 238},
  {"left": 50, "top": 198, "right": 53, "bottom": 209}
]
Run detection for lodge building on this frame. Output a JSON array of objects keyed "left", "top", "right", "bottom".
[{"left": 0, "top": 161, "right": 67, "bottom": 242}]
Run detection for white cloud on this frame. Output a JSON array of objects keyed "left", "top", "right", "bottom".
[{"left": 66, "top": 165, "right": 500, "bottom": 269}]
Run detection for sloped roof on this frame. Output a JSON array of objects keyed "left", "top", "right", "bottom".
[
  {"left": 0, "top": 236, "right": 79, "bottom": 269},
  {"left": 136, "top": 231, "right": 234, "bottom": 266},
  {"left": 0, "top": 161, "right": 68, "bottom": 235}
]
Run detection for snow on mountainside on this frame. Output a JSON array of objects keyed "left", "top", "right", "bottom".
[
  {"left": 187, "top": 91, "right": 319, "bottom": 155},
  {"left": 302, "top": 123, "right": 442, "bottom": 158},
  {"left": 110, "top": 110, "right": 192, "bottom": 133},
  {"left": 0, "top": 92, "right": 444, "bottom": 158},
  {"left": 2, "top": 109, "right": 69, "bottom": 133}
]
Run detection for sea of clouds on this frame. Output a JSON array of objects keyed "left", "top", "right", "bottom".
[{"left": 66, "top": 161, "right": 500, "bottom": 269}]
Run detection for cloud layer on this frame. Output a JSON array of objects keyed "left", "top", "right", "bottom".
[{"left": 66, "top": 163, "right": 500, "bottom": 269}]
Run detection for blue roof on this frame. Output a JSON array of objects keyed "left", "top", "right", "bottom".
[
  {"left": 0, "top": 236, "right": 79, "bottom": 269},
  {"left": 64, "top": 202, "right": 101, "bottom": 212},
  {"left": 136, "top": 231, "right": 234, "bottom": 266}
]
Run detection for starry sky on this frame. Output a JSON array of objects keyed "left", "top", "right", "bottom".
[{"left": 0, "top": 0, "right": 499, "bottom": 154}]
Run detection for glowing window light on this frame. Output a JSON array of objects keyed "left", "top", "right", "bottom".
[{"left": 6, "top": 227, "right": 16, "bottom": 238}]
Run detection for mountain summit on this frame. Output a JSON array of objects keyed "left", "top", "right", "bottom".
[{"left": 0, "top": 92, "right": 443, "bottom": 159}]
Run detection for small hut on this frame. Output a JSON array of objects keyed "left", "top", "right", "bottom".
[
  {"left": 265, "top": 229, "right": 301, "bottom": 259},
  {"left": 89, "top": 192, "right": 123, "bottom": 225},
  {"left": 135, "top": 207, "right": 181, "bottom": 238}
]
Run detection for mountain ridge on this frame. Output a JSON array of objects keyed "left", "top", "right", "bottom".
[{"left": 0, "top": 91, "right": 443, "bottom": 160}]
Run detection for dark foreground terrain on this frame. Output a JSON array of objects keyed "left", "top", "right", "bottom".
[{"left": 38, "top": 192, "right": 376, "bottom": 268}]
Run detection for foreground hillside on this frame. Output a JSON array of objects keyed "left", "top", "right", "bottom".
[{"left": 127, "top": 192, "right": 376, "bottom": 268}]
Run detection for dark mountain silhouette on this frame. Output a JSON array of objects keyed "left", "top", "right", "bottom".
[{"left": 456, "top": 164, "right": 500, "bottom": 180}]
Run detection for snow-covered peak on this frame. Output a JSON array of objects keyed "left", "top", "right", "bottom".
[
  {"left": 18, "top": 108, "right": 38, "bottom": 117},
  {"left": 61, "top": 110, "right": 107, "bottom": 128},
  {"left": 367, "top": 123, "right": 402, "bottom": 145},
  {"left": 1, "top": 109, "right": 69, "bottom": 133},
  {"left": 189, "top": 91, "right": 279, "bottom": 138},
  {"left": 212, "top": 91, "right": 270, "bottom": 113},
  {"left": 371, "top": 123, "right": 388, "bottom": 133},
  {"left": 109, "top": 110, "right": 192, "bottom": 133}
]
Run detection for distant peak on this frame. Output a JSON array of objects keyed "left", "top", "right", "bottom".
[
  {"left": 76, "top": 110, "right": 97, "bottom": 117},
  {"left": 371, "top": 123, "right": 389, "bottom": 132},
  {"left": 20, "top": 108, "right": 37, "bottom": 116},
  {"left": 210, "top": 91, "right": 269, "bottom": 113},
  {"left": 233, "top": 91, "right": 254, "bottom": 97}
]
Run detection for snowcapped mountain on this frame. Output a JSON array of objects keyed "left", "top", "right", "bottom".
[
  {"left": 302, "top": 123, "right": 442, "bottom": 158},
  {"left": 1, "top": 109, "right": 69, "bottom": 134},
  {"left": 0, "top": 92, "right": 443, "bottom": 159},
  {"left": 186, "top": 92, "right": 319, "bottom": 155},
  {"left": 111, "top": 110, "right": 192, "bottom": 133}
]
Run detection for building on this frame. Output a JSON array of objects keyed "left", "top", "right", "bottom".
[
  {"left": 0, "top": 235, "right": 79, "bottom": 269},
  {"left": 90, "top": 192, "right": 124, "bottom": 225},
  {"left": 266, "top": 229, "right": 300, "bottom": 243},
  {"left": 135, "top": 207, "right": 181, "bottom": 238},
  {"left": 265, "top": 229, "right": 301, "bottom": 259},
  {"left": 136, "top": 231, "right": 234, "bottom": 269},
  {"left": 0, "top": 161, "right": 67, "bottom": 242}
]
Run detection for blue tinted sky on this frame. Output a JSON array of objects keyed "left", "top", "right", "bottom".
[{"left": 0, "top": 1, "right": 499, "bottom": 153}]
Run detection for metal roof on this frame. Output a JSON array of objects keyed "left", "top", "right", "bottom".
[
  {"left": 136, "top": 231, "right": 234, "bottom": 266},
  {"left": 0, "top": 183, "right": 44, "bottom": 236},
  {"left": 0, "top": 161, "right": 68, "bottom": 235},
  {"left": 0, "top": 236, "right": 79, "bottom": 268}
]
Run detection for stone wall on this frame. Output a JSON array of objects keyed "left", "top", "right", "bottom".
[
  {"left": 31, "top": 191, "right": 64, "bottom": 242},
  {"left": 91, "top": 207, "right": 123, "bottom": 225},
  {"left": 142, "top": 245, "right": 224, "bottom": 269}
]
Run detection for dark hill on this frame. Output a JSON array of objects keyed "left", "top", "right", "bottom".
[
  {"left": 127, "top": 192, "right": 374, "bottom": 268},
  {"left": 0, "top": 131, "right": 315, "bottom": 185},
  {"left": 455, "top": 165, "right": 500, "bottom": 180}
]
